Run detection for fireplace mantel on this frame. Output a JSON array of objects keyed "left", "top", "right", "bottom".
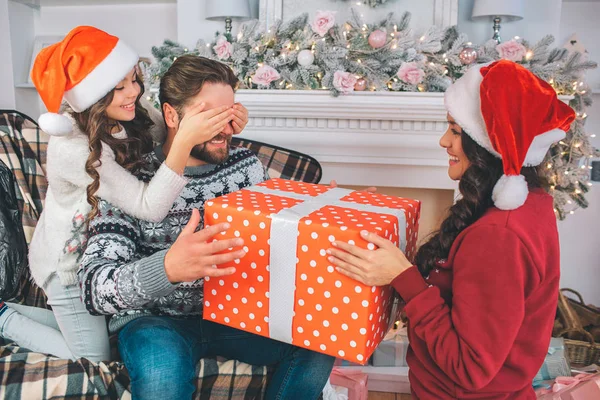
[{"left": 235, "top": 90, "right": 458, "bottom": 192}]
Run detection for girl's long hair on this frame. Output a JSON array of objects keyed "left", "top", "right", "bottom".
[{"left": 68, "top": 71, "right": 154, "bottom": 221}]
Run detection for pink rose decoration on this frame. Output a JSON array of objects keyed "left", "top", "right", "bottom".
[
  {"left": 252, "top": 65, "right": 281, "bottom": 86},
  {"left": 213, "top": 36, "right": 233, "bottom": 60},
  {"left": 496, "top": 40, "right": 527, "bottom": 62},
  {"left": 333, "top": 71, "right": 357, "bottom": 94},
  {"left": 396, "top": 62, "right": 425, "bottom": 85},
  {"left": 311, "top": 10, "right": 336, "bottom": 37}
]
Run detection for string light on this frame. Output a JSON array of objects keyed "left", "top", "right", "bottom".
[{"left": 525, "top": 51, "right": 533, "bottom": 60}]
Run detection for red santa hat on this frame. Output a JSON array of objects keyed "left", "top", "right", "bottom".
[
  {"left": 444, "top": 60, "right": 576, "bottom": 210},
  {"left": 31, "top": 26, "right": 139, "bottom": 136}
]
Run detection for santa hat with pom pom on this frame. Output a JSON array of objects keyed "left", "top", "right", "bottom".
[
  {"left": 444, "top": 60, "right": 575, "bottom": 210},
  {"left": 31, "top": 26, "right": 138, "bottom": 136}
]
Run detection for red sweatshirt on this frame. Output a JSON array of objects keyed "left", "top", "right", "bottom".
[{"left": 392, "top": 190, "right": 560, "bottom": 399}]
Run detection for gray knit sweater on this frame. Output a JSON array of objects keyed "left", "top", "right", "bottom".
[{"left": 78, "top": 146, "right": 268, "bottom": 333}]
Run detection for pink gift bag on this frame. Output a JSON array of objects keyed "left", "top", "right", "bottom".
[
  {"left": 329, "top": 367, "right": 368, "bottom": 400},
  {"left": 537, "top": 373, "right": 600, "bottom": 399}
]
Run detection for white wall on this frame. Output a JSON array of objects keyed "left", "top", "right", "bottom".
[
  {"left": 557, "top": 99, "right": 600, "bottom": 305},
  {"left": 0, "top": 0, "right": 16, "bottom": 109},
  {"left": 35, "top": 3, "right": 177, "bottom": 58},
  {"left": 9, "top": 0, "right": 39, "bottom": 118},
  {"left": 560, "top": 1, "right": 600, "bottom": 91},
  {"left": 557, "top": 1, "right": 600, "bottom": 306}
]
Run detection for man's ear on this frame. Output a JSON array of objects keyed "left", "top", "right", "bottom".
[{"left": 162, "top": 103, "right": 180, "bottom": 129}]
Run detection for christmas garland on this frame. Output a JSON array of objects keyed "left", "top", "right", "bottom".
[
  {"left": 147, "top": 10, "right": 599, "bottom": 219},
  {"left": 337, "top": 0, "right": 395, "bottom": 8}
]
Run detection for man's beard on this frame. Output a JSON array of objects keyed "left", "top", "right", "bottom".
[{"left": 190, "top": 134, "right": 232, "bottom": 164}]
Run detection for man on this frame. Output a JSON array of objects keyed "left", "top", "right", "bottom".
[{"left": 79, "top": 55, "right": 334, "bottom": 400}]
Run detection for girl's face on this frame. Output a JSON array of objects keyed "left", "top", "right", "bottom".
[
  {"left": 439, "top": 114, "right": 471, "bottom": 181},
  {"left": 106, "top": 67, "right": 140, "bottom": 123}
]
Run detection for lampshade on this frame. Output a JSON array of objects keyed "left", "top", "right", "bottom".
[
  {"left": 471, "top": 0, "right": 524, "bottom": 21},
  {"left": 205, "top": 0, "right": 251, "bottom": 21}
]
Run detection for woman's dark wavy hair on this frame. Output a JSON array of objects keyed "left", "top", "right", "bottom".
[{"left": 413, "top": 128, "right": 549, "bottom": 277}]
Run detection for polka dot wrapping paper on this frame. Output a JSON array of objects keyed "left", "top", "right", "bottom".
[{"left": 203, "top": 178, "right": 421, "bottom": 364}]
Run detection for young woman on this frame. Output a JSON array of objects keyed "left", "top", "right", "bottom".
[
  {"left": 0, "top": 26, "right": 249, "bottom": 362},
  {"left": 327, "top": 60, "right": 575, "bottom": 399}
]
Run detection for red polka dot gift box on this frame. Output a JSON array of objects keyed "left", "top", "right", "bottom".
[{"left": 203, "top": 178, "right": 421, "bottom": 364}]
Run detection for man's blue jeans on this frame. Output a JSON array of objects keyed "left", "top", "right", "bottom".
[{"left": 118, "top": 316, "right": 335, "bottom": 400}]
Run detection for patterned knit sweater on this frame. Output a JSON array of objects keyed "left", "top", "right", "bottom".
[
  {"left": 29, "top": 101, "right": 187, "bottom": 288},
  {"left": 79, "top": 146, "right": 268, "bottom": 333}
]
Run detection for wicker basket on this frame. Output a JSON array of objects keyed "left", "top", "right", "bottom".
[
  {"left": 557, "top": 328, "right": 600, "bottom": 366},
  {"left": 561, "top": 288, "right": 600, "bottom": 327},
  {"left": 557, "top": 289, "right": 587, "bottom": 340},
  {"left": 556, "top": 288, "right": 600, "bottom": 366}
]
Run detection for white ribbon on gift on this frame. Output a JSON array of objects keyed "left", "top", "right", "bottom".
[{"left": 243, "top": 185, "right": 408, "bottom": 344}]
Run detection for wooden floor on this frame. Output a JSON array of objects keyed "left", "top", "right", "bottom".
[{"left": 368, "top": 392, "right": 412, "bottom": 400}]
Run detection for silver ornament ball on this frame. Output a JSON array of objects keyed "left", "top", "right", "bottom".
[
  {"left": 459, "top": 47, "right": 478, "bottom": 65},
  {"left": 297, "top": 49, "right": 315, "bottom": 66}
]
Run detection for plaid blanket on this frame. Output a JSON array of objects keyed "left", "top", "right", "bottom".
[
  {"left": 0, "top": 341, "right": 268, "bottom": 400},
  {"left": 0, "top": 111, "right": 49, "bottom": 309},
  {"left": 0, "top": 111, "right": 323, "bottom": 399}
]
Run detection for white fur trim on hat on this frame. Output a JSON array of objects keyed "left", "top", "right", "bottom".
[
  {"left": 38, "top": 112, "right": 73, "bottom": 136},
  {"left": 64, "top": 40, "right": 138, "bottom": 112},
  {"left": 492, "top": 174, "right": 528, "bottom": 210},
  {"left": 444, "top": 62, "right": 501, "bottom": 159},
  {"left": 524, "top": 128, "right": 566, "bottom": 166}
]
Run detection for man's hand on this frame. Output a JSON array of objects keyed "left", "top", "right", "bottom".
[{"left": 164, "top": 209, "right": 245, "bottom": 283}]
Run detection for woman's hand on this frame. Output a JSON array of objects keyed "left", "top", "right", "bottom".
[
  {"left": 232, "top": 103, "right": 249, "bottom": 134},
  {"left": 327, "top": 230, "right": 413, "bottom": 286}
]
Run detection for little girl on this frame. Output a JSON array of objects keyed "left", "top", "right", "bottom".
[{"left": 0, "top": 26, "right": 248, "bottom": 362}]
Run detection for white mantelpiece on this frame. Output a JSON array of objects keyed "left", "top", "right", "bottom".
[{"left": 235, "top": 90, "right": 458, "bottom": 191}]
